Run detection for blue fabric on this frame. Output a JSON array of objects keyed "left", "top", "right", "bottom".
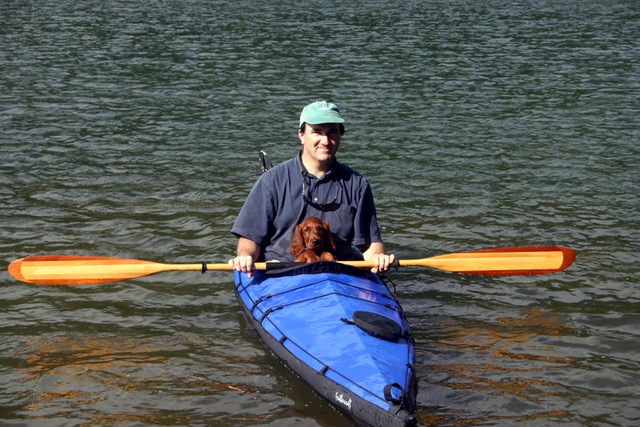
[{"left": 231, "top": 153, "right": 382, "bottom": 261}]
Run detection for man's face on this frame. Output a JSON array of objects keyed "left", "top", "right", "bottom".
[{"left": 298, "top": 123, "right": 342, "bottom": 163}]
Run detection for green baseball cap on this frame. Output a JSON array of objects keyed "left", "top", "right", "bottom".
[{"left": 299, "top": 101, "right": 345, "bottom": 127}]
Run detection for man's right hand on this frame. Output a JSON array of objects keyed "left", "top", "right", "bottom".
[
  {"left": 228, "top": 255, "right": 256, "bottom": 278},
  {"left": 229, "top": 237, "right": 261, "bottom": 278}
]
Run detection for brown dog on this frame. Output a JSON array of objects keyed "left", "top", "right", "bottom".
[{"left": 290, "top": 216, "right": 337, "bottom": 263}]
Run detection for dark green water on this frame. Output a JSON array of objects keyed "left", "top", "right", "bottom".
[{"left": 1, "top": 1, "right": 638, "bottom": 426}]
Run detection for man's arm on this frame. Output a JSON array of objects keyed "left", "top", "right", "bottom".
[{"left": 228, "top": 237, "right": 261, "bottom": 278}]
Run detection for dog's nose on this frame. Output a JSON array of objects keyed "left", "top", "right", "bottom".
[{"left": 312, "top": 239, "right": 320, "bottom": 245}]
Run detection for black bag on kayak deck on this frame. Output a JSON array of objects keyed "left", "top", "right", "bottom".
[{"left": 352, "top": 311, "right": 404, "bottom": 342}]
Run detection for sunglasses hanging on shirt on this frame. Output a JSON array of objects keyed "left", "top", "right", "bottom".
[{"left": 301, "top": 172, "right": 341, "bottom": 212}]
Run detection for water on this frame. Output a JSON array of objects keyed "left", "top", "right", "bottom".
[{"left": 1, "top": 0, "right": 638, "bottom": 425}]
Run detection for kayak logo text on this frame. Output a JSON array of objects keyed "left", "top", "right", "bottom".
[{"left": 335, "top": 392, "right": 352, "bottom": 410}]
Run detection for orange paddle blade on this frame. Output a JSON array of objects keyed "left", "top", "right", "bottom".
[
  {"left": 402, "top": 246, "right": 576, "bottom": 275},
  {"left": 7, "top": 255, "right": 207, "bottom": 285}
]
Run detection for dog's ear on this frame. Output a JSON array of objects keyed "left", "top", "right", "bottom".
[
  {"left": 323, "top": 221, "right": 337, "bottom": 252},
  {"left": 290, "top": 224, "right": 304, "bottom": 256}
]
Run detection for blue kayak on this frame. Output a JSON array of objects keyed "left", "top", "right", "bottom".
[{"left": 234, "top": 261, "right": 418, "bottom": 427}]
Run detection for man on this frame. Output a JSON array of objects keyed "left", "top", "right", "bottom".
[{"left": 229, "top": 101, "right": 394, "bottom": 277}]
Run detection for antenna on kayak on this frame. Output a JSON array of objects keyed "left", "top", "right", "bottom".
[{"left": 256, "top": 150, "right": 273, "bottom": 175}]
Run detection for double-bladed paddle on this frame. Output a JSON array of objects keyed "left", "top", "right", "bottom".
[{"left": 7, "top": 246, "right": 575, "bottom": 285}]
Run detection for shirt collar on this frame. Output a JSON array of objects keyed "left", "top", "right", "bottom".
[{"left": 297, "top": 151, "right": 340, "bottom": 181}]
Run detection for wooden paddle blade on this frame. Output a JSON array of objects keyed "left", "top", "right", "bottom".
[
  {"left": 401, "top": 246, "right": 575, "bottom": 275},
  {"left": 8, "top": 255, "right": 202, "bottom": 285}
]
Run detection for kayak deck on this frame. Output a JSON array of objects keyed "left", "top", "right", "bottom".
[{"left": 234, "top": 262, "right": 417, "bottom": 427}]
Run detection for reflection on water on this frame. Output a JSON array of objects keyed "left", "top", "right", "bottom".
[
  {"left": 10, "top": 333, "right": 282, "bottom": 426},
  {"left": 416, "top": 310, "right": 580, "bottom": 425}
]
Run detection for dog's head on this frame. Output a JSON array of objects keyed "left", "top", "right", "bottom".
[{"left": 290, "top": 216, "right": 336, "bottom": 256}]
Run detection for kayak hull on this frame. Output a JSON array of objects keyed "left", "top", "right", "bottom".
[{"left": 234, "top": 262, "right": 418, "bottom": 427}]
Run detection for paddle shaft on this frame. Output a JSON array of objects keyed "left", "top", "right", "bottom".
[{"left": 8, "top": 246, "right": 575, "bottom": 285}]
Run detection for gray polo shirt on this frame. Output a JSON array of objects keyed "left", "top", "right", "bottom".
[{"left": 231, "top": 153, "right": 382, "bottom": 261}]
